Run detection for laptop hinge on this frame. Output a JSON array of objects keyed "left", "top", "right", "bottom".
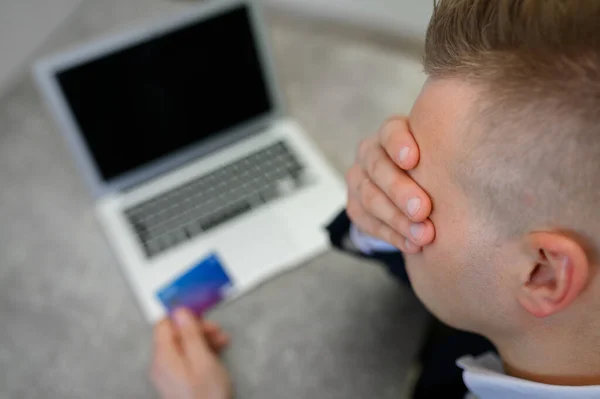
[{"left": 121, "top": 121, "right": 274, "bottom": 194}]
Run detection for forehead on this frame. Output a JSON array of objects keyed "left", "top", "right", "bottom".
[
  {"left": 406, "top": 78, "right": 482, "bottom": 224},
  {"left": 409, "top": 78, "right": 479, "bottom": 152},
  {"left": 408, "top": 79, "right": 480, "bottom": 171}
]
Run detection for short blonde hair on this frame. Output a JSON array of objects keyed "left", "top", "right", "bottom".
[{"left": 424, "top": 0, "right": 600, "bottom": 251}]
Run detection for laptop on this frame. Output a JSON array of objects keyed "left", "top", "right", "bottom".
[{"left": 34, "top": 0, "right": 345, "bottom": 322}]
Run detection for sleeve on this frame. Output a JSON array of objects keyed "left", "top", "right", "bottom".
[{"left": 326, "top": 209, "right": 411, "bottom": 286}]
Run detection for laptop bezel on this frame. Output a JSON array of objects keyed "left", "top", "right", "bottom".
[{"left": 33, "top": 0, "right": 285, "bottom": 199}]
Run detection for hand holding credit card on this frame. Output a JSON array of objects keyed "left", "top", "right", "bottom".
[{"left": 156, "top": 253, "right": 234, "bottom": 316}]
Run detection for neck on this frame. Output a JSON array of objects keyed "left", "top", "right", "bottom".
[{"left": 495, "top": 332, "right": 600, "bottom": 386}]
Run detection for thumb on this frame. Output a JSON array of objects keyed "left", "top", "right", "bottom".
[{"left": 173, "top": 309, "right": 213, "bottom": 372}]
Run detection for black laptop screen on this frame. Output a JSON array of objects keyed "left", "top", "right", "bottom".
[{"left": 57, "top": 5, "right": 272, "bottom": 182}]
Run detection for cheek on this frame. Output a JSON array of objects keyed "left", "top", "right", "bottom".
[
  {"left": 404, "top": 205, "right": 465, "bottom": 311},
  {"left": 404, "top": 226, "right": 499, "bottom": 332},
  {"left": 406, "top": 206, "right": 471, "bottom": 297},
  {"left": 405, "top": 242, "right": 468, "bottom": 314}
]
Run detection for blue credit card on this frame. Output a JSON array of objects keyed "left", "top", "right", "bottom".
[{"left": 156, "top": 253, "right": 234, "bottom": 316}]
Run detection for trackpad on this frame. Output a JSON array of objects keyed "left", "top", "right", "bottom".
[{"left": 215, "top": 214, "right": 295, "bottom": 289}]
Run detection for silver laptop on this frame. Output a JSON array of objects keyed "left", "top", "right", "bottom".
[{"left": 34, "top": 0, "right": 345, "bottom": 322}]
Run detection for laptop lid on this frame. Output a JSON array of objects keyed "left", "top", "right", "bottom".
[{"left": 34, "top": 0, "right": 284, "bottom": 198}]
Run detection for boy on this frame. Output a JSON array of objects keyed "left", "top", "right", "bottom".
[{"left": 151, "top": 1, "right": 600, "bottom": 398}]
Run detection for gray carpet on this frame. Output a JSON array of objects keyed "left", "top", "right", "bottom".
[{"left": 0, "top": 2, "right": 429, "bottom": 398}]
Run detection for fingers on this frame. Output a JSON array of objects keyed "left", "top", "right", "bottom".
[
  {"left": 152, "top": 319, "right": 187, "bottom": 381},
  {"left": 379, "top": 117, "right": 420, "bottom": 170},
  {"left": 173, "top": 309, "right": 214, "bottom": 372},
  {"left": 356, "top": 142, "right": 432, "bottom": 224},
  {"left": 346, "top": 198, "right": 422, "bottom": 254},
  {"left": 346, "top": 165, "right": 435, "bottom": 248},
  {"left": 202, "top": 320, "right": 230, "bottom": 353}
]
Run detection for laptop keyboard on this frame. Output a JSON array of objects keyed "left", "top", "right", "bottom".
[{"left": 124, "top": 141, "right": 307, "bottom": 258}]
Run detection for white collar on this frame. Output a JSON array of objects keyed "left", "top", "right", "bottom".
[{"left": 457, "top": 352, "right": 600, "bottom": 399}]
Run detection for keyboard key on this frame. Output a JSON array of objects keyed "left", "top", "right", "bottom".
[
  {"left": 174, "top": 229, "right": 187, "bottom": 243},
  {"left": 260, "top": 185, "right": 279, "bottom": 202},
  {"left": 159, "top": 235, "right": 173, "bottom": 251},
  {"left": 186, "top": 222, "right": 202, "bottom": 237},
  {"left": 146, "top": 240, "right": 161, "bottom": 257}
]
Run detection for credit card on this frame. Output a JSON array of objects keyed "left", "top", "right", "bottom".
[{"left": 156, "top": 253, "right": 234, "bottom": 316}]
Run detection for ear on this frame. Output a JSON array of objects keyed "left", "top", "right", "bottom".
[{"left": 517, "top": 232, "right": 590, "bottom": 318}]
